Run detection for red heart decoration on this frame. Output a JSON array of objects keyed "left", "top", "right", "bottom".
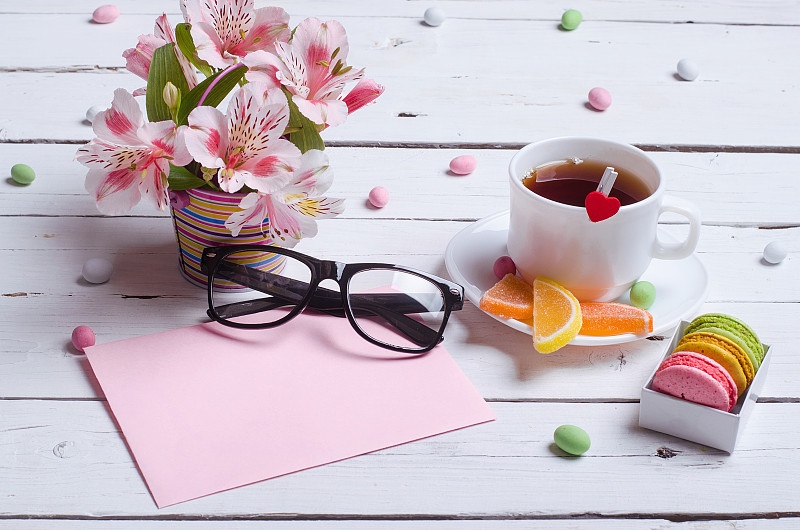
[{"left": 585, "top": 191, "right": 620, "bottom": 222}]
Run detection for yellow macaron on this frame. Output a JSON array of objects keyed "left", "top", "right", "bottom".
[
  {"left": 672, "top": 341, "right": 747, "bottom": 397},
  {"left": 677, "top": 331, "right": 755, "bottom": 386}
]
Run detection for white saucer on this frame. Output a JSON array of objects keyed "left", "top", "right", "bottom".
[{"left": 444, "top": 210, "right": 709, "bottom": 346}]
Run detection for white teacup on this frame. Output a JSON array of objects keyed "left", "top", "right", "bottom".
[{"left": 507, "top": 137, "right": 701, "bottom": 302}]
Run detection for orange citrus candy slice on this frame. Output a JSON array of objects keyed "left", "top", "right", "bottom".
[
  {"left": 579, "top": 302, "right": 653, "bottom": 336},
  {"left": 479, "top": 273, "right": 533, "bottom": 319},
  {"left": 533, "top": 277, "right": 582, "bottom": 353}
]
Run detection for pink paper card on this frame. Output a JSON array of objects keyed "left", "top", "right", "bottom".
[{"left": 85, "top": 311, "right": 495, "bottom": 507}]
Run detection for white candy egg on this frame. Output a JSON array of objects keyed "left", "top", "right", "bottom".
[
  {"left": 82, "top": 258, "right": 114, "bottom": 284},
  {"left": 424, "top": 7, "right": 446, "bottom": 26},
  {"left": 677, "top": 58, "right": 700, "bottom": 81},
  {"left": 86, "top": 105, "right": 103, "bottom": 123},
  {"left": 763, "top": 241, "right": 787, "bottom": 264}
]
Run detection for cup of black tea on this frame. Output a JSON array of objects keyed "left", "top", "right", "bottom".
[{"left": 507, "top": 137, "right": 701, "bottom": 302}]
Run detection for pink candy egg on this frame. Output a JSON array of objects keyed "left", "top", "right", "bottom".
[
  {"left": 493, "top": 256, "right": 516, "bottom": 279},
  {"left": 92, "top": 5, "right": 120, "bottom": 24},
  {"left": 449, "top": 155, "right": 477, "bottom": 175},
  {"left": 71, "top": 325, "right": 96, "bottom": 353},
  {"left": 368, "top": 186, "right": 389, "bottom": 208},
  {"left": 588, "top": 87, "right": 612, "bottom": 111}
]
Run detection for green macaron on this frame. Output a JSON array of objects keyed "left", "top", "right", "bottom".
[
  {"left": 684, "top": 314, "right": 765, "bottom": 371},
  {"left": 697, "top": 326, "right": 761, "bottom": 373}
]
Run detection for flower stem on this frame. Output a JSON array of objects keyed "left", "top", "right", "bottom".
[{"left": 197, "top": 63, "right": 246, "bottom": 107}]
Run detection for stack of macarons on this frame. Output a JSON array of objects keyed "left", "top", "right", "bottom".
[{"left": 652, "top": 313, "right": 765, "bottom": 412}]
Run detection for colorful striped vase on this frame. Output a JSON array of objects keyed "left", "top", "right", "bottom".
[{"left": 169, "top": 188, "right": 285, "bottom": 288}]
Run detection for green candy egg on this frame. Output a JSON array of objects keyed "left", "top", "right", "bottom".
[
  {"left": 11, "top": 163, "right": 35, "bottom": 185},
  {"left": 554, "top": 424, "right": 591, "bottom": 455},
  {"left": 630, "top": 281, "right": 656, "bottom": 310},
  {"left": 561, "top": 9, "right": 582, "bottom": 30}
]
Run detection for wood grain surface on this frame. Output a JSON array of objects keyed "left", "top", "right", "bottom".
[{"left": 1, "top": 0, "right": 798, "bottom": 527}]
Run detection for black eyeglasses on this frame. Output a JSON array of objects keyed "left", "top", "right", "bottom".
[{"left": 200, "top": 245, "right": 464, "bottom": 353}]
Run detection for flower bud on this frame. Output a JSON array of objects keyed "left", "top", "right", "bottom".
[{"left": 162, "top": 82, "right": 180, "bottom": 110}]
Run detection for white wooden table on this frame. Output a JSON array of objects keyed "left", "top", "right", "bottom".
[{"left": 2, "top": 1, "right": 799, "bottom": 527}]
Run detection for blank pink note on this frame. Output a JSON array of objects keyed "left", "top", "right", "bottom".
[{"left": 85, "top": 311, "right": 495, "bottom": 507}]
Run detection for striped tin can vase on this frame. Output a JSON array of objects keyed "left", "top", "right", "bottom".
[{"left": 169, "top": 188, "right": 286, "bottom": 288}]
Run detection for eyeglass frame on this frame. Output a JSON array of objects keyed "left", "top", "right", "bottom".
[{"left": 200, "top": 244, "right": 464, "bottom": 353}]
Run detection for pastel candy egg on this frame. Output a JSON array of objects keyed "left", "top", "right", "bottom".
[
  {"left": 71, "top": 325, "right": 96, "bottom": 353},
  {"left": 92, "top": 5, "right": 120, "bottom": 24},
  {"left": 368, "top": 186, "right": 389, "bottom": 208},
  {"left": 630, "top": 280, "right": 656, "bottom": 310},
  {"left": 82, "top": 258, "right": 114, "bottom": 284},
  {"left": 449, "top": 155, "right": 477, "bottom": 175},
  {"left": 11, "top": 163, "right": 35, "bottom": 185},
  {"left": 86, "top": 105, "right": 103, "bottom": 123},
  {"left": 561, "top": 9, "right": 582, "bottom": 30},
  {"left": 423, "top": 7, "right": 446, "bottom": 27},
  {"left": 554, "top": 424, "right": 591, "bottom": 455},
  {"left": 588, "top": 87, "right": 612, "bottom": 110},
  {"left": 677, "top": 58, "right": 700, "bottom": 81},
  {"left": 493, "top": 256, "right": 516, "bottom": 279},
  {"left": 763, "top": 241, "right": 787, "bottom": 264}
]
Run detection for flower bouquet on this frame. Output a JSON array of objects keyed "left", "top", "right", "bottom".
[{"left": 76, "top": 0, "right": 383, "bottom": 280}]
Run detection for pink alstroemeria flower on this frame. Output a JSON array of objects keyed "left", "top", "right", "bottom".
[
  {"left": 243, "top": 17, "right": 375, "bottom": 128},
  {"left": 225, "top": 150, "right": 345, "bottom": 243},
  {"left": 181, "top": 0, "right": 290, "bottom": 69},
  {"left": 183, "top": 83, "right": 301, "bottom": 193},
  {"left": 341, "top": 78, "right": 385, "bottom": 114},
  {"left": 76, "top": 89, "right": 192, "bottom": 214},
  {"left": 122, "top": 13, "right": 198, "bottom": 96}
]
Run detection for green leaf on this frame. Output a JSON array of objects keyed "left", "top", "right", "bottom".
[
  {"left": 146, "top": 43, "right": 191, "bottom": 122},
  {"left": 176, "top": 65, "right": 247, "bottom": 125},
  {"left": 167, "top": 164, "right": 207, "bottom": 190},
  {"left": 174, "top": 23, "right": 213, "bottom": 77},
  {"left": 283, "top": 87, "right": 325, "bottom": 153}
]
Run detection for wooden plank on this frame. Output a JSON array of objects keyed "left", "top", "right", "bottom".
[
  {"left": 1, "top": 400, "right": 799, "bottom": 517},
  {"left": 5, "top": 0, "right": 800, "bottom": 25},
  {"left": 1, "top": 520, "right": 798, "bottom": 529},
  {"left": 1, "top": 20, "right": 798, "bottom": 146},
  {"left": 2, "top": 144, "right": 800, "bottom": 227},
  {"left": 1, "top": 295, "right": 794, "bottom": 401},
  {"left": 6, "top": 11, "right": 800, "bottom": 69},
  {"left": 0, "top": 216, "right": 797, "bottom": 300}
]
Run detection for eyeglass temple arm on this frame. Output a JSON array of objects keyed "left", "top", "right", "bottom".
[{"left": 214, "top": 263, "right": 442, "bottom": 346}]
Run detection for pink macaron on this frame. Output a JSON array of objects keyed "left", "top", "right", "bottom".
[{"left": 652, "top": 351, "right": 738, "bottom": 412}]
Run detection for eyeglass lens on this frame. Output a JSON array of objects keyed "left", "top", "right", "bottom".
[
  {"left": 211, "top": 249, "right": 312, "bottom": 325},
  {"left": 347, "top": 268, "right": 447, "bottom": 349}
]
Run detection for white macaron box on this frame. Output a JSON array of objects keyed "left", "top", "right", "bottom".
[{"left": 639, "top": 320, "right": 773, "bottom": 453}]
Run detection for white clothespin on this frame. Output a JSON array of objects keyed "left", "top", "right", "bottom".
[{"left": 595, "top": 166, "right": 617, "bottom": 196}]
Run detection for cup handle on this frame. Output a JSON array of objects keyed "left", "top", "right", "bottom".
[{"left": 652, "top": 196, "right": 701, "bottom": 260}]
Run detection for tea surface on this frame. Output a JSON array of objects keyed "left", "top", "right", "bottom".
[{"left": 522, "top": 159, "right": 650, "bottom": 207}]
